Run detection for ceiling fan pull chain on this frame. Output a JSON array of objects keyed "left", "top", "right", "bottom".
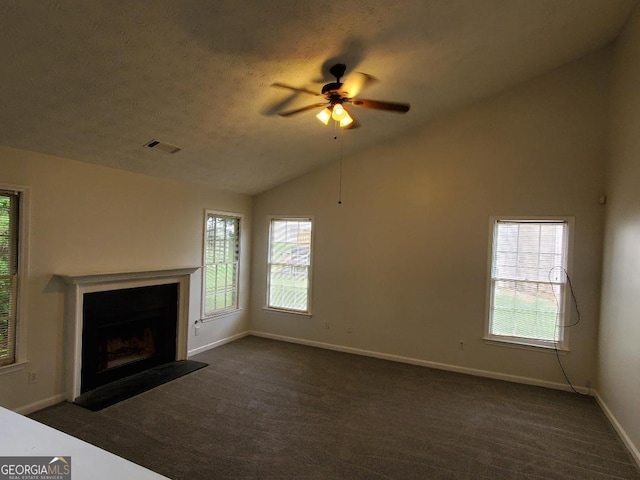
[{"left": 336, "top": 126, "right": 344, "bottom": 205}]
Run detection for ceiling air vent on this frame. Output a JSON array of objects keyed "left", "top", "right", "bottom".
[{"left": 144, "top": 139, "right": 181, "bottom": 154}]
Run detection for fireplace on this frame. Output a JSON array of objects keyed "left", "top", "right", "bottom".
[
  {"left": 81, "top": 283, "right": 178, "bottom": 393},
  {"left": 58, "top": 268, "right": 197, "bottom": 401}
]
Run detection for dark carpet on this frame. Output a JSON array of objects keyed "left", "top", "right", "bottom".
[
  {"left": 30, "top": 336, "right": 640, "bottom": 480},
  {"left": 74, "top": 360, "right": 208, "bottom": 411}
]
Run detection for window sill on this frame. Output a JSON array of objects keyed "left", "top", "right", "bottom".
[
  {"left": 263, "top": 307, "right": 312, "bottom": 318},
  {"left": 483, "top": 337, "right": 568, "bottom": 354},
  {"left": 200, "top": 308, "right": 242, "bottom": 322},
  {"left": 0, "top": 361, "right": 28, "bottom": 376}
]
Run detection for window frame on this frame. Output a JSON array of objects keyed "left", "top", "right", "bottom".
[
  {"left": 265, "top": 216, "right": 314, "bottom": 316},
  {"left": 201, "top": 210, "right": 242, "bottom": 320},
  {"left": 484, "top": 216, "right": 574, "bottom": 351},
  {"left": 0, "top": 184, "right": 30, "bottom": 372}
]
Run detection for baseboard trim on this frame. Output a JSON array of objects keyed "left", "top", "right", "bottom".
[
  {"left": 248, "top": 331, "right": 590, "bottom": 395},
  {"left": 187, "top": 331, "right": 249, "bottom": 357},
  {"left": 594, "top": 391, "right": 640, "bottom": 468},
  {"left": 15, "top": 393, "right": 67, "bottom": 415},
  {"left": 13, "top": 333, "right": 249, "bottom": 415}
]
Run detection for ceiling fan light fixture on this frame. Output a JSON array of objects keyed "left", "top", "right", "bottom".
[
  {"left": 331, "top": 103, "right": 346, "bottom": 121},
  {"left": 316, "top": 107, "right": 332, "bottom": 125},
  {"left": 273, "top": 63, "right": 410, "bottom": 129},
  {"left": 339, "top": 111, "right": 353, "bottom": 128}
]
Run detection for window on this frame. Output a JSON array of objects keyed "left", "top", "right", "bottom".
[
  {"left": 486, "top": 218, "right": 572, "bottom": 349},
  {"left": 202, "top": 212, "right": 240, "bottom": 317},
  {"left": 0, "top": 190, "right": 20, "bottom": 366},
  {"left": 267, "top": 218, "right": 313, "bottom": 314}
]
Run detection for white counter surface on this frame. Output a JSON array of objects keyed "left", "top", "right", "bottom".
[{"left": 0, "top": 406, "right": 169, "bottom": 479}]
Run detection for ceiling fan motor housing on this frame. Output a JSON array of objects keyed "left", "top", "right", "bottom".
[{"left": 322, "top": 82, "right": 343, "bottom": 95}]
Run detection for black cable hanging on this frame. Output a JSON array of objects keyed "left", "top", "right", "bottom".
[{"left": 549, "top": 266, "right": 589, "bottom": 396}]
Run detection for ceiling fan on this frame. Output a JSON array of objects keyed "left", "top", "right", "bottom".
[{"left": 271, "top": 63, "right": 410, "bottom": 128}]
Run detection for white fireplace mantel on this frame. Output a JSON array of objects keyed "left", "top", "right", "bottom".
[
  {"left": 58, "top": 267, "right": 199, "bottom": 286},
  {"left": 56, "top": 267, "right": 199, "bottom": 401}
]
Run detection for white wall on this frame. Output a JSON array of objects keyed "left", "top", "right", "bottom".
[
  {"left": 0, "top": 146, "right": 252, "bottom": 412},
  {"left": 251, "top": 50, "right": 609, "bottom": 390},
  {"left": 599, "top": 4, "right": 640, "bottom": 462}
]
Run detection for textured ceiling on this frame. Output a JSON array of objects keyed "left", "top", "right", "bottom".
[{"left": 0, "top": 1, "right": 637, "bottom": 195}]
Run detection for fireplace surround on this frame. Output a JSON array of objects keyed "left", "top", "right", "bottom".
[
  {"left": 58, "top": 268, "right": 197, "bottom": 401},
  {"left": 80, "top": 283, "right": 179, "bottom": 393}
]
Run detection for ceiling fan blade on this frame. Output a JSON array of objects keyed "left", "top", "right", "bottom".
[
  {"left": 351, "top": 98, "right": 410, "bottom": 113},
  {"left": 278, "top": 103, "right": 327, "bottom": 117},
  {"left": 271, "top": 82, "right": 321, "bottom": 96},
  {"left": 340, "top": 72, "right": 378, "bottom": 98}
]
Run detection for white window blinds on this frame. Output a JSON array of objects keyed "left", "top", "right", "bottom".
[
  {"left": 0, "top": 191, "right": 19, "bottom": 366},
  {"left": 489, "top": 220, "right": 568, "bottom": 345},
  {"left": 203, "top": 213, "right": 240, "bottom": 317},
  {"left": 267, "top": 218, "right": 312, "bottom": 313}
]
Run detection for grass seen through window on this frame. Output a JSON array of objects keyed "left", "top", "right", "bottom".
[{"left": 0, "top": 192, "right": 18, "bottom": 365}]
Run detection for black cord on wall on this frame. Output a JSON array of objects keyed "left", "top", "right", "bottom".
[{"left": 549, "top": 266, "right": 589, "bottom": 396}]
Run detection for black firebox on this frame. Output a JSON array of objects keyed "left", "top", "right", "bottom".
[{"left": 81, "top": 283, "right": 178, "bottom": 393}]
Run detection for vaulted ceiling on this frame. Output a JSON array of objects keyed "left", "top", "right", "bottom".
[{"left": 0, "top": 1, "right": 637, "bottom": 194}]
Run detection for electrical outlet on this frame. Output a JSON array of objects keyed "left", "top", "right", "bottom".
[
  {"left": 347, "top": 324, "right": 353, "bottom": 333},
  {"left": 195, "top": 323, "right": 201, "bottom": 336},
  {"left": 324, "top": 322, "right": 330, "bottom": 330},
  {"left": 28, "top": 371, "right": 38, "bottom": 384},
  {"left": 459, "top": 341, "right": 464, "bottom": 350}
]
